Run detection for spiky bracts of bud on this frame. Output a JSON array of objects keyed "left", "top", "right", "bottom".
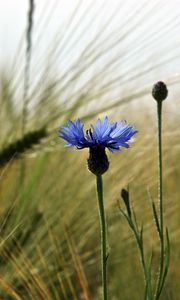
[
  {"left": 152, "top": 81, "right": 168, "bottom": 102},
  {"left": 87, "top": 145, "right": 109, "bottom": 176}
]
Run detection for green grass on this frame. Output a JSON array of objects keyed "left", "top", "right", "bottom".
[{"left": 0, "top": 1, "right": 180, "bottom": 299}]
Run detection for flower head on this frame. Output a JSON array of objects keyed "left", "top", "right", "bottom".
[
  {"left": 59, "top": 116, "right": 137, "bottom": 175},
  {"left": 59, "top": 116, "right": 137, "bottom": 153}
]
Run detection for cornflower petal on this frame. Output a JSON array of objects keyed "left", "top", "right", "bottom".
[
  {"left": 91, "top": 117, "right": 112, "bottom": 141},
  {"left": 59, "top": 119, "right": 90, "bottom": 148},
  {"left": 59, "top": 116, "right": 137, "bottom": 151}
]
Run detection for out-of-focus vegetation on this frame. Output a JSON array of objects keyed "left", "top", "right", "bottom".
[{"left": 0, "top": 0, "right": 180, "bottom": 299}]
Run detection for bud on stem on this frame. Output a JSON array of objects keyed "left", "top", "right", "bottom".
[{"left": 152, "top": 81, "right": 168, "bottom": 102}]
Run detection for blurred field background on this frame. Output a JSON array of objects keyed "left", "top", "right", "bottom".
[{"left": 0, "top": 0, "right": 180, "bottom": 299}]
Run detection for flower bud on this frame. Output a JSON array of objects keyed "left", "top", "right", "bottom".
[
  {"left": 121, "top": 188, "right": 131, "bottom": 218},
  {"left": 87, "top": 145, "right": 109, "bottom": 175},
  {"left": 152, "top": 81, "right": 168, "bottom": 102}
]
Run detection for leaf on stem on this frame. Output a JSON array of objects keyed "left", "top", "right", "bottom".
[
  {"left": 152, "top": 201, "right": 161, "bottom": 238},
  {"left": 157, "top": 228, "right": 170, "bottom": 297}
]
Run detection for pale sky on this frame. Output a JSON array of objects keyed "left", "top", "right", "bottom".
[
  {"left": 0, "top": 0, "right": 132, "bottom": 62},
  {"left": 1, "top": 0, "right": 180, "bottom": 95},
  {"left": 1, "top": 0, "right": 179, "bottom": 65}
]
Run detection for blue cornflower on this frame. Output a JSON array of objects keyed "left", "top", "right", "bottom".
[
  {"left": 59, "top": 116, "right": 137, "bottom": 175},
  {"left": 59, "top": 116, "right": 137, "bottom": 153}
]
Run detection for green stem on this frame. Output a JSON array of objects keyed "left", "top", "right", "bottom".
[
  {"left": 138, "top": 238, "right": 152, "bottom": 299},
  {"left": 127, "top": 216, "right": 152, "bottom": 299},
  {"left": 96, "top": 175, "right": 108, "bottom": 300},
  {"left": 155, "top": 101, "right": 165, "bottom": 299}
]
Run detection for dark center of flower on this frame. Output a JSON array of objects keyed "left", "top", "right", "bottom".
[{"left": 86, "top": 128, "right": 93, "bottom": 140}]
